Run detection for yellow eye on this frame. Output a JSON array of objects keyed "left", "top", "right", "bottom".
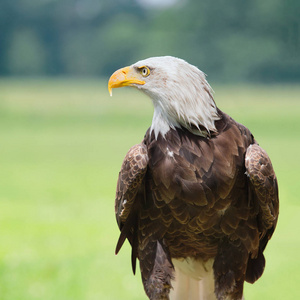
[{"left": 140, "top": 66, "right": 150, "bottom": 77}]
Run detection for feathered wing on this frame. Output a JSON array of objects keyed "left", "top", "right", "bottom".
[
  {"left": 245, "top": 143, "right": 279, "bottom": 283},
  {"left": 115, "top": 141, "right": 174, "bottom": 299},
  {"left": 115, "top": 142, "right": 149, "bottom": 274}
]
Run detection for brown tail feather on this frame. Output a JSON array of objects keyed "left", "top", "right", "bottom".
[{"left": 245, "top": 251, "right": 265, "bottom": 284}]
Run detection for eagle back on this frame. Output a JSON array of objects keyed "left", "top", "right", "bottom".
[{"left": 142, "top": 111, "right": 255, "bottom": 259}]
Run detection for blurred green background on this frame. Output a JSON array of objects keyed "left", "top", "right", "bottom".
[
  {"left": 1, "top": 0, "right": 300, "bottom": 299},
  {"left": 1, "top": 0, "right": 300, "bottom": 82}
]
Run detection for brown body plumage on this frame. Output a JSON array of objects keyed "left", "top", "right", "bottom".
[{"left": 109, "top": 56, "right": 279, "bottom": 300}]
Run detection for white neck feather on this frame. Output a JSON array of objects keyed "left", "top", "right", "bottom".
[{"left": 150, "top": 102, "right": 178, "bottom": 139}]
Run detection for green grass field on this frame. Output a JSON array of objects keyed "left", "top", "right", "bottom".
[{"left": 0, "top": 79, "right": 299, "bottom": 299}]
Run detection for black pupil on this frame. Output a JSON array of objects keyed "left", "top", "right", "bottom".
[{"left": 143, "top": 68, "right": 147, "bottom": 75}]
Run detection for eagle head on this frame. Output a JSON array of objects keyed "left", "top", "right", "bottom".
[{"left": 108, "top": 56, "right": 219, "bottom": 139}]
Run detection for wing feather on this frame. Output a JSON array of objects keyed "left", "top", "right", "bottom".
[
  {"left": 115, "top": 143, "right": 149, "bottom": 225},
  {"left": 115, "top": 142, "right": 149, "bottom": 272},
  {"left": 245, "top": 143, "right": 279, "bottom": 283},
  {"left": 245, "top": 143, "right": 279, "bottom": 234}
]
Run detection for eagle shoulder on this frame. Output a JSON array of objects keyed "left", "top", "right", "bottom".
[
  {"left": 245, "top": 143, "right": 279, "bottom": 233},
  {"left": 115, "top": 142, "right": 149, "bottom": 225}
]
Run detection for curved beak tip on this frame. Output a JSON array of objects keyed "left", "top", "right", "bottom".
[
  {"left": 108, "top": 86, "right": 113, "bottom": 96},
  {"left": 107, "top": 67, "right": 127, "bottom": 96}
]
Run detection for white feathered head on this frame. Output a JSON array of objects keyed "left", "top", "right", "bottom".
[{"left": 108, "top": 56, "right": 220, "bottom": 139}]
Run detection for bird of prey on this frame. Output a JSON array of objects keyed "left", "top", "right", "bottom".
[{"left": 108, "top": 56, "right": 279, "bottom": 300}]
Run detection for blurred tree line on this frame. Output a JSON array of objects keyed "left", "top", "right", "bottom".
[{"left": 0, "top": 0, "right": 299, "bottom": 82}]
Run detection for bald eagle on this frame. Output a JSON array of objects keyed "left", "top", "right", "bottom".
[{"left": 108, "top": 56, "right": 279, "bottom": 300}]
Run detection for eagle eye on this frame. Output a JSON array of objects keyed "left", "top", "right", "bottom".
[{"left": 140, "top": 66, "right": 150, "bottom": 77}]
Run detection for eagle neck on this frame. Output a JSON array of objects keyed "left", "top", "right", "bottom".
[
  {"left": 150, "top": 103, "right": 177, "bottom": 140},
  {"left": 150, "top": 98, "right": 217, "bottom": 140}
]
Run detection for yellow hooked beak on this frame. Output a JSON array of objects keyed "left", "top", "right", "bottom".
[{"left": 108, "top": 66, "right": 145, "bottom": 96}]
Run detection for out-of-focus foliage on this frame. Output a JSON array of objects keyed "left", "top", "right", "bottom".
[{"left": 0, "top": 0, "right": 299, "bottom": 82}]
